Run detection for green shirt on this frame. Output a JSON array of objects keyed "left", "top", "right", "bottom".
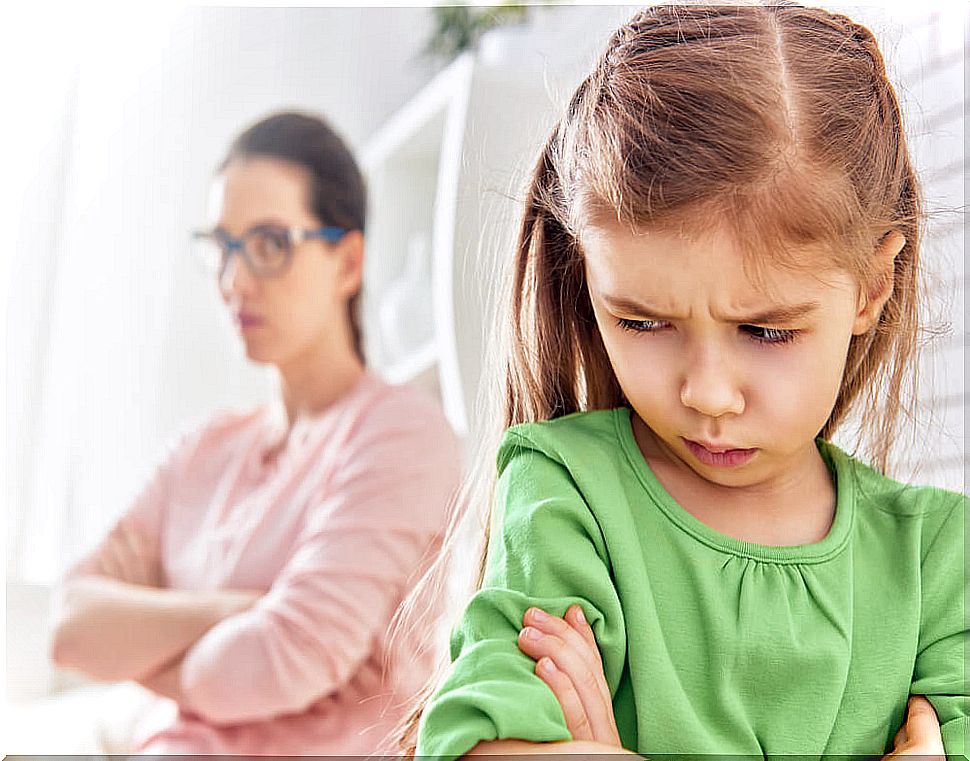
[{"left": 417, "top": 408, "right": 969, "bottom": 759}]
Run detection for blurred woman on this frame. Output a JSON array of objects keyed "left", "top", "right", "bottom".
[{"left": 49, "top": 111, "right": 462, "bottom": 754}]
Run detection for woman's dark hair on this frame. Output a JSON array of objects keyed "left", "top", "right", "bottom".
[{"left": 220, "top": 110, "right": 367, "bottom": 363}]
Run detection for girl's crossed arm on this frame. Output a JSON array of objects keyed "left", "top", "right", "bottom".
[
  {"left": 516, "top": 606, "right": 945, "bottom": 759},
  {"left": 416, "top": 431, "right": 630, "bottom": 757},
  {"left": 466, "top": 605, "right": 634, "bottom": 757}
]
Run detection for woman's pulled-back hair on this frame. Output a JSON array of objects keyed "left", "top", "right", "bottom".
[
  {"left": 511, "top": 3, "right": 923, "bottom": 472},
  {"left": 220, "top": 110, "right": 368, "bottom": 363},
  {"left": 397, "top": 3, "right": 925, "bottom": 754}
]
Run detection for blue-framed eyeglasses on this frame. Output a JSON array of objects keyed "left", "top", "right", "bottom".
[{"left": 191, "top": 224, "right": 347, "bottom": 278}]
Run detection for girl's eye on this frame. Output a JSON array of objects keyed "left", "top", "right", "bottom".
[
  {"left": 616, "top": 317, "right": 669, "bottom": 333},
  {"left": 615, "top": 317, "right": 799, "bottom": 344},
  {"left": 741, "top": 325, "right": 799, "bottom": 345}
]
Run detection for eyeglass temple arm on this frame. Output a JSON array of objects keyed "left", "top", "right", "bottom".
[
  {"left": 299, "top": 226, "right": 347, "bottom": 244},
  {"left": 192, "top": 230, "right": 245, "bottom": 251}
]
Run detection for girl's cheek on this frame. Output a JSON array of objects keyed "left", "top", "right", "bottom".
[
  {"left": 610, "top": 341, "right": 682, "bottom": 403},
  {"left": 747, "top": 348, "right": 838, "bottom": 425},
  {"left": 609, "top": 333, "right": 666, "bottom": 372}
]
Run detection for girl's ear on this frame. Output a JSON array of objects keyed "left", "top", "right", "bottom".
[
  {"left": 335, "top": 230, "right": 365, "bottom": 299},
  {"left": 852, "top": 230, "right": 906, "bottom": 335}
]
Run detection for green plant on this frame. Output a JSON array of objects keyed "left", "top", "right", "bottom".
[{"left": 425, "top": 4, "right": 530, "bottom": 61}]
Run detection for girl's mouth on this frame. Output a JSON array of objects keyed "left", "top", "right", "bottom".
[{"left": 682, "top": 438, "right": 757, "bottom": 468}]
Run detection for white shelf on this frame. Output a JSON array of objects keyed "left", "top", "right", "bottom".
[
  {"left": 360, "top": 54, "right": 474, "bottom": 171},
  {"left": 359, "top": 42, "right": 589, "bottom": 445},
  {"left": 359, "top": 53, "right": 475, "bottom": 436}
]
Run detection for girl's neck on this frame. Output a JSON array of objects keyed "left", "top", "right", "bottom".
[{"left": 632, "top": 414, "right": 836, "bottom": 547}]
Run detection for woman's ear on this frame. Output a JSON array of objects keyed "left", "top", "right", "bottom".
[
  {"left": 852, "top": 230, "right": 906, "bottom": 335},
  {"left": 335, "top": 230, "right": 365, "bottom": 298}
]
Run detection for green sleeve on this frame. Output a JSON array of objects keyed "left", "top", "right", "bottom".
[
  {"left": 910, "top": 494, "right": 969, "bottom": 757},
  {"left": 415, "top": 430, "right": 626, "bottom": 760}
]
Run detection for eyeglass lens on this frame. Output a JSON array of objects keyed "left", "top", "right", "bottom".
[{"left": 195, "top": 228, "right": 291, "bottom": 276}]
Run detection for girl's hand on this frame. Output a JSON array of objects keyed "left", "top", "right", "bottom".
[
  {"left": 94, "top": 524, "right": 162, "bottom": 588},
  {"left": 519, "top": 608, "right": 944, "bottom": 759},
  {"left": 517, "top": 604, "right": 623, "bottom": 748},
  {"left": 882, "top": 695, "right": 945, "bottom": 759}
]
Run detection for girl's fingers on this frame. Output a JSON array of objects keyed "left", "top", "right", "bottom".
[
  {"left": 565, "top": 605, "right": 614, "bottom": 712},
  {"left": 902, "top": 696, "right": 945, "bottom": 754},
  {"left": 891, "top": 722, "right": 907, "bottom": 750},
  {"left": 884, "top": 696, "right": 944, "bottom": 759},
  {"left": 524, "top": 606, "right": 612, "bottom": 707},
  {"left": 565, "top": 604, "right": 605, "bottom": 669},
  {"left": 517, "top": 626, "right": 619, "bottom": 745},
  {"left": 534, "top": 657, "right": 594, "bottom": 742},
  {"left": 525, "top": 606, "right": 603, "bottom": 669}
]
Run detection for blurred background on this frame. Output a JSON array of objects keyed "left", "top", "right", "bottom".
[{"left": 3, "top": 2, "right": 965, "bottom": 752}]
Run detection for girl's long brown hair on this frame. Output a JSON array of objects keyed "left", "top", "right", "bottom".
[{"left": 395, "top": 3, "right": 926, "bottom": 754}]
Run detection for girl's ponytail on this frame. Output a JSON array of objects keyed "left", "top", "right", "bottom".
[
  {"left": 814, "top": 13, "right": 925, "bottom": 472},
  {"left": 506, "top": 131, "right": 581, "bottom": 424},
  {"left": 506, "top": 79, "right": 625, "bottom": 429}
]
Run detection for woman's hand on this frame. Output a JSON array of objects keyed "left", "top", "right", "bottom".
[
  {"left": 882, "top": 695, "right": 944, "bottom": 759},
  {"left": 517, "top": 605, "right": 623, "bottom": 748},
  {"left": 94, "top": 524, "right": 162, "bottom": 587}
]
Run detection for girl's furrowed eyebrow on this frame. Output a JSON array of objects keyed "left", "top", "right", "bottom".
[
  {"left": 601, "top": 294, "right": 821, "bottom": 324},
  {"left": 602, "top": 294, "right": 684, "bottom": 320},
  {"left": 738, "top": 301, "right": 821, "bottom": 324}
]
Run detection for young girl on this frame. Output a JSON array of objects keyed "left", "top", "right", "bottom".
[{"left": 410, "top": 3, "right": 967, "bottom": 758}]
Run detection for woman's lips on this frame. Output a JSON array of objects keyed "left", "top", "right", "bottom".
[
  {"left": 236, "top": 313, "right": 264, "bottom": 330},
  {"left": 682, "top": 438, "right": 757, "bottom": 468}
]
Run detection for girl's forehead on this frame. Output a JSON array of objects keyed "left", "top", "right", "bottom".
[
  {"left": 581, "top": 218, "right": 839, "bottom": 270},
  {"left": 581, "top": 220, "right": 854, "bottom": 303}
]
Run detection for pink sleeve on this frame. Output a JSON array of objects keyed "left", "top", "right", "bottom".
[
  {"left": 63, "top": 421, "right": 203, "bottom": 582},
  {"left": 178, "top": 393, "right": 462, "bottom": 725}
]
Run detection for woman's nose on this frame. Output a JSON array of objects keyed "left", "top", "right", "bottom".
[
  {"left": 679, "top": 348, "right": 745, "bottom": 419},
  {"left": 219, "top": 251, "right": 257, "bottom": 297}
]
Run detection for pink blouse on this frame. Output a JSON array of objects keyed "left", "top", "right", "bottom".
[{"left": 66, "top": 372, "right": 462, "bottom": 754}]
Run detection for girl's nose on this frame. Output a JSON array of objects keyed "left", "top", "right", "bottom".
[{"left": 679, "top": 349, "right": 745, "bottom": 419}]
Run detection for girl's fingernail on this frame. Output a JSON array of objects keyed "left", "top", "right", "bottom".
[
  {"left": 573, "top": 606, "right": 586, "bottom": 625},
  {"left": 529, "top": 608, "right": 548, "bottom": 621},
  {"left": 539, "top": 657, "right": 556, "bottom": 674},
  {"left": 523, "top": 626, "right": 543, "bottom": 641}
]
